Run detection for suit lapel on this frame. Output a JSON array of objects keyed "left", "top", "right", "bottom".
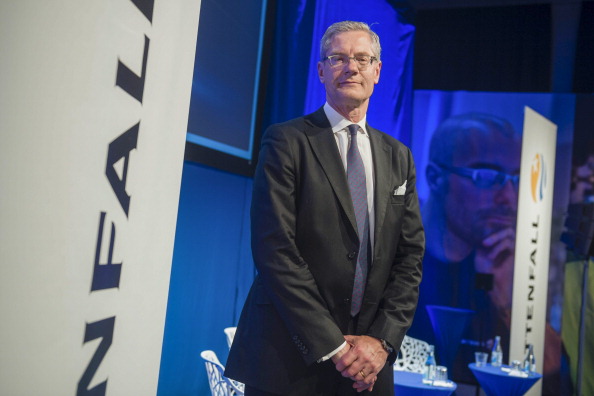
[
  {"left": 368, "top": 126, "right": 393, "bottom": 252},
  {"left": 304, "top": 109, "right": 358, "bottom": 235}
]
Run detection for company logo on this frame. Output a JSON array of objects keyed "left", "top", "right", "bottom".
[{"left": 530, "top": 153, "right": 546, "bottom": 203}]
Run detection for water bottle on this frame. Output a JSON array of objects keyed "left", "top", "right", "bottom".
[
  {"left": 490, "top": 335, "right": 503, "bottom": 367},
  {"left": 423, "top": 345, "right": 437, "bottom": 384},
  {"left": 523, "top": 344, "right": 536, "bottom": 373}
]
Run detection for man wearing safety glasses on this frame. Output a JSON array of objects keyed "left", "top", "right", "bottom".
[{"left": 409, "top": 113, "right": 520, "bottom": 383}]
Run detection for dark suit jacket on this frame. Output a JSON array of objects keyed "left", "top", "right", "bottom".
[{"left": 225, "top": 108, "right": 424, "bottom": 394}]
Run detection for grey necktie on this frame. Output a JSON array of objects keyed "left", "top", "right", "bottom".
[{"left": 346, "top": 124, "right": 369, "bottom": 316}]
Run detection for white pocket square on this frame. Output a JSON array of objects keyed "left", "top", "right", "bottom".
[{"left": 394, "top": 180, "right": 407, "bottom": 196}]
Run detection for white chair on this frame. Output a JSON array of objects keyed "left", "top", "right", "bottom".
[
  {"left": 393, "top": 335, "right": 430, "bottom": 373},
  {"left": 224, "top": 327, "right": 236, "bottom": 349},
  {"left": 200, "top": 350, "right": 245, "bottom": 396}
]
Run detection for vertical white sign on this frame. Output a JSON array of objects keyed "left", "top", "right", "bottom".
[
  {"left": 0, "top": 0, "right": 201, "bottom": 394},
  {"left": 509, "top": 107, "right": 557, "bottom": 395}
]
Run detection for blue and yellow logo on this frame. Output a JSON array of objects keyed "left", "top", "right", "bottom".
[{"left": 530, "top": 153, "right": 546, "bottom": 203}]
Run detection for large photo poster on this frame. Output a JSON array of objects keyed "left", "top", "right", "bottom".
[{"left": 407, "top": 90, "right": 575, "bottom": 395}]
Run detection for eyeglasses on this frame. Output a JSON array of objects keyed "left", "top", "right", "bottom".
[
  {"left": 435, "top": 163, "right": 520, "bottom": 189},
  {"left": 322, "top": 54, "right": 378, "bottom": 70}
]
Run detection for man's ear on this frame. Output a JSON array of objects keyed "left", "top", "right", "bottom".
[
  {"left": 317, "top": 61, "right": 325, "bottom": 83},
  {"left": 426, "top": 163, "right": 447, "bottom": 195},
  {"left": 374, "top": 60, "right": 382, "bottom": 84}
]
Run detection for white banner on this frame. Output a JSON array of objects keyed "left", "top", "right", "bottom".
[
  {"left": 509, "top": 107, "right": 557, "bottom": 395},
  {"left": 0, "top": 0, "right": 201, "bottom": 394}
]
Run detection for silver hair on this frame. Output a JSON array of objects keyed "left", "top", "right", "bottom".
[{"left": 319, "top": 21, "right": 381, "bottom": 61}]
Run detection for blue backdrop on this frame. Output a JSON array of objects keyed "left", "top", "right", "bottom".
[{"left": 158, "top": 163, "right": 254, "bottom": 395}]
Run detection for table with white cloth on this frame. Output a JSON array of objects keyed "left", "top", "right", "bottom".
[
  {"left": 393, "top": 371, "right": 457, "bottom": 396},
  {"left": 468, "top": 363, "right": 542, "bottom": 396}
]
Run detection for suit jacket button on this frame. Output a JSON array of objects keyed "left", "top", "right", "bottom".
[{"left": 347, "top": 251, "right": 356, "bottom": 259}]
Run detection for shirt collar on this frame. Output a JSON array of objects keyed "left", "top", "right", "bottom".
[{"left": 323, "top": 102, "right": 368, "bottom": 136}]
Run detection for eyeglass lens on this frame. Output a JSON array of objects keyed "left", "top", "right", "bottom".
[
  {"left": 326, "top": 55, "right": 374, "bottom": 68},
  {"left": 438, "top": 163, "right": 519, "bottom": 189},
  {"left": 471, "top": 169, "right": 519, "bottom": 188}
]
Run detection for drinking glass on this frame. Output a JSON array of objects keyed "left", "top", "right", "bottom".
[
  {"left": 475, "top": 352, "right": 488, "bottom": 367},
  {"left": 435, "top": 366, "right": 448, "bottom": 381}
]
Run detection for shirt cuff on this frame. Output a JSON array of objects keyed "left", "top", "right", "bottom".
[{"left": 317, "top": 341, "right": 347, "bottom": 363}]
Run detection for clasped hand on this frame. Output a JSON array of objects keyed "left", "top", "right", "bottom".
[{"left": 331, "top": 335, "right": 388, "bottom": 392}]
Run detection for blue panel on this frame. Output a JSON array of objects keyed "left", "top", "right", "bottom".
[
  {"left": 157, "top": 162, "right": 254, "bottom": 396},
  {"left": 186, "top": 0, "right": 267, "bottom": 158}
]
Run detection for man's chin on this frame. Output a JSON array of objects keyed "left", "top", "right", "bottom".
[{"left": 335, "top": 87, "right": 368, "bottom": 100}]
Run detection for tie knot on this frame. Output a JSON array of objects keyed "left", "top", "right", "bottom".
[{"left": 347, "top": 124, "right": 359, "bottom": 136}]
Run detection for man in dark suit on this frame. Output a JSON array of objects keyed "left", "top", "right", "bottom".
[{"left": 225, "top": 21, "right": 424, "bottom": 395}]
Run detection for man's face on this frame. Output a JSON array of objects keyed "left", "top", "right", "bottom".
[
  {"left": 443, "top": 131, "right": 521, "bottom": 245},
  {"left": 317, "top": 31, "right": 381, "bottom": 110}
]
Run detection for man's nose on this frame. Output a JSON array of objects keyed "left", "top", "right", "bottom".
[
  {"left": 344, "top": 58, "right": 359, "bottom": 73},
  {"left": 495, "top": 179, "right": 518, "bottom": 206}
]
